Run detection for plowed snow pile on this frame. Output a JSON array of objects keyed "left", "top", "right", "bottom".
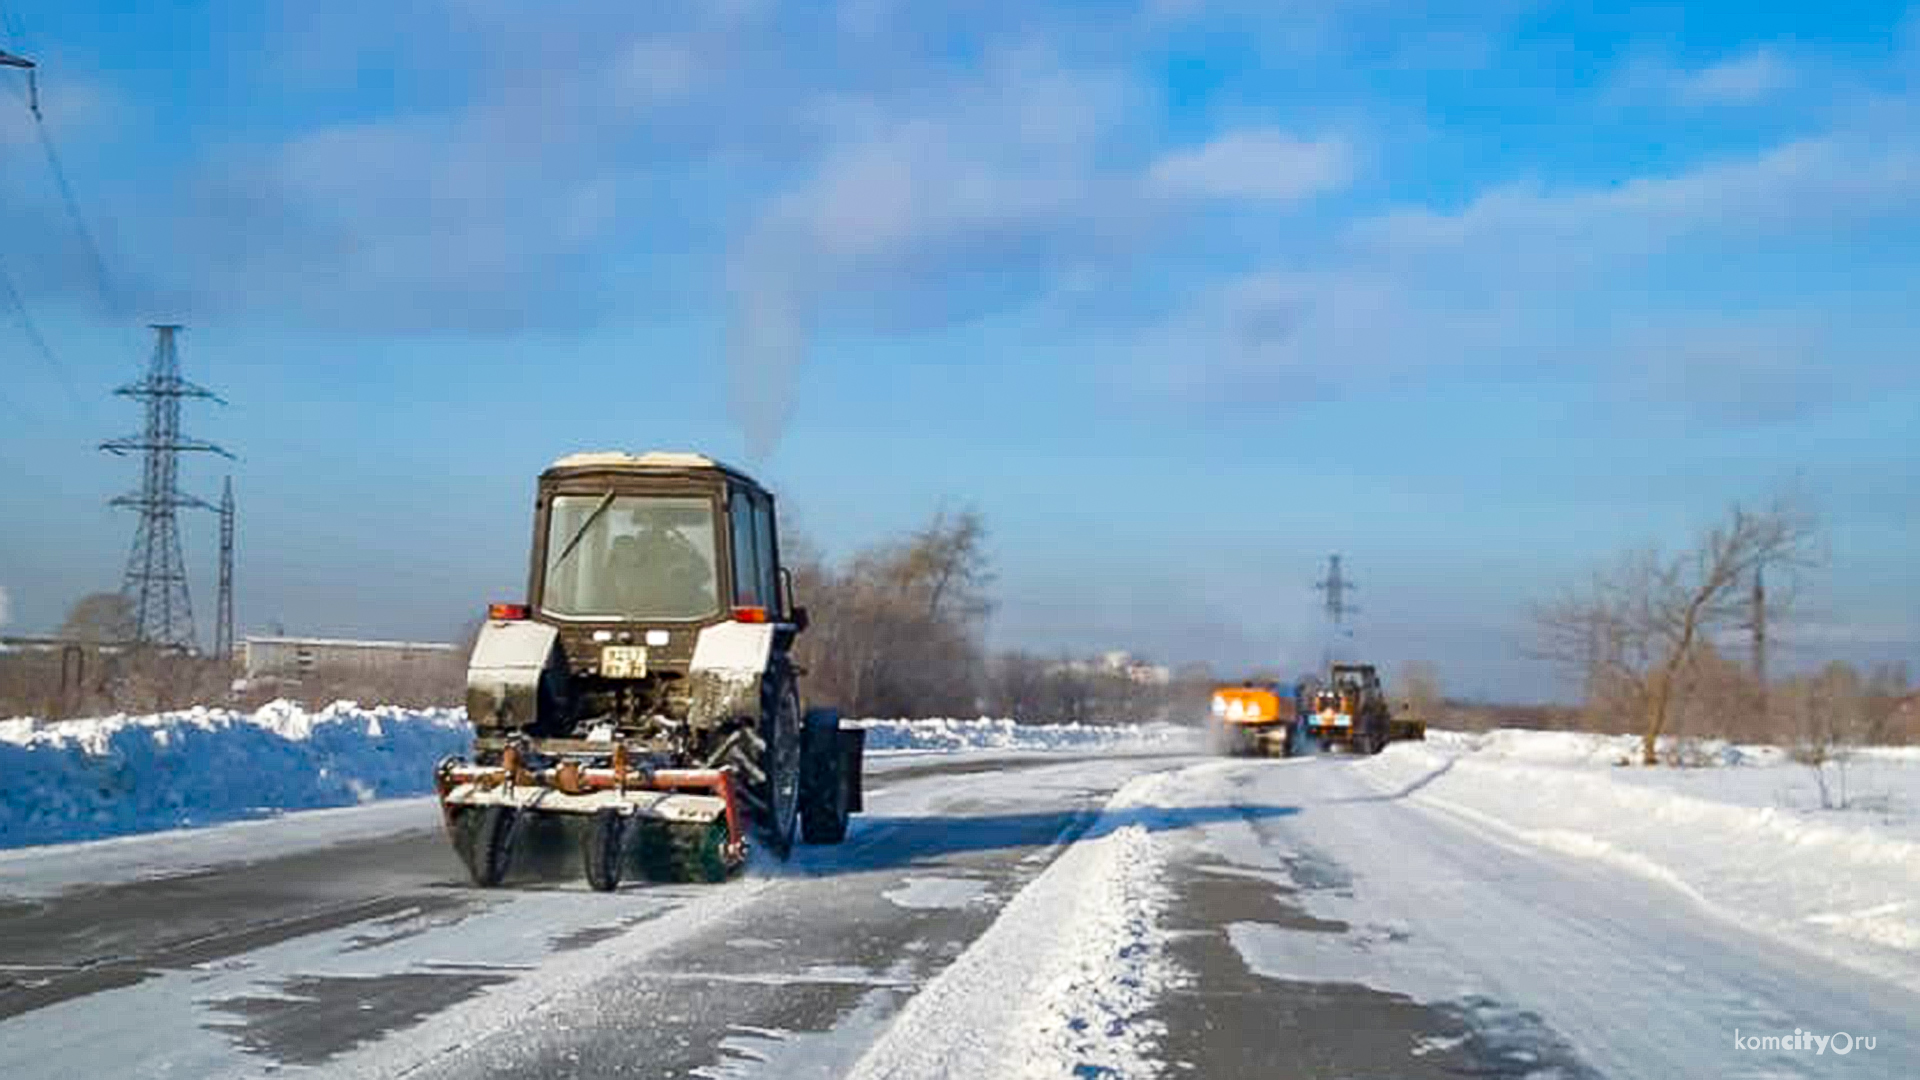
[
  {"left": 0, "top": 702, "right": 470, "bottom": 848},
  {"left": 0, "top": 705, "right": 1197, "bottom": 849},
  {"left": 847, "top": 770, "right": 1179, "bottom": 1080},
  {"left": 1360, "top": 729, "right": 1920, "bottom": 991}
]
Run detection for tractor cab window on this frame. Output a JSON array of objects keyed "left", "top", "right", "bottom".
[
  {"left": 542, "top": 494, "right": 719, "bottom": 621},
  {"left": 729, "top": 490, "right": 764, "bottom": 608},
  {"left": 751, "top": 494, "right": 778, "bottom": 611}
]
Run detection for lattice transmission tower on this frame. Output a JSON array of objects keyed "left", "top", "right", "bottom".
[
  {"left": 1315, "top": 554, "right": 1359, "bottom": 669},
  {"left": 1315, "top": 554, "right": 1357, "bottom": 625},
  {"left": 101, "top": 325, "right": 233, "bottom": 649}
]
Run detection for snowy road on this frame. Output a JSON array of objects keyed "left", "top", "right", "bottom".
[{"left": 2, "top": 748, "right": 1915, "bottom": 1078}]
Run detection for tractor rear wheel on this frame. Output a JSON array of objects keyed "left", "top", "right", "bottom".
[
  {"left": 752, "top": 675, "right": 803, "bottom": 859},
  {"left": 800, "top": 709, "right": 851, "bottom": 844}
]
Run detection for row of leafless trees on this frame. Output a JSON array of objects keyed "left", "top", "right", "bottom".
[
  {"left": 0, "top": 593, "right": 231, "bottom": 718},
  {"left": 1532, "top": 497, "right": 1915, "bottom": 763},
  {"left": 0, "top": 643, "right": 238, "bottom": 720},
  {"left": 788, "top": 509, "right": 1216, "bottom": 722}
]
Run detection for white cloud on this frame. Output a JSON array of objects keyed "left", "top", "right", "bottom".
[
  {"left": 1675, "top": 48, "right": 1795, "bottom": 104},
  {"left": 607, "top": 36, "right": 703, "bottom": 104},
  {"left": 1348, "top": 133, "right": 1920, "bottom": 262},
  {"left": 1611, "top": 47, "right": 1798, "bottom": 108},
  {"left": 724, "top": 48, "right": 1157, "bottom": 451},
  {"left": 1611, "top": 317, "right": 1847, "bottom": 424},
  {"left": 1140, "top": 117, "right": 1920, "bottom": 419},
  {"left": 1147, "top": 129, "right": 1353, "bottom": 202}
]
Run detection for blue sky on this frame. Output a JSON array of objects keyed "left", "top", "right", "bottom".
[{"left": 1, "top": 1, "right": 1916, "bottom": 701}]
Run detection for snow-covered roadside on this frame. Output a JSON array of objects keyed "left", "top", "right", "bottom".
[
  {"left": 0, "top": 703, "right": 469, "bottom": 849},
  {"left": 847, "top": 770, "right": 1181, "bottom": 1080},
  {"left": 1357, "top": 730, "right": 1920, "bottom": 991},
  {"left": 0, "top": 703, "right": 1200, "bottom": 852}
]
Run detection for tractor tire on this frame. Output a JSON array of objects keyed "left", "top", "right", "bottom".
[
  {"left": 800, "top": 709, "right": 851, "bottom": 844},
  {"left": 455, "top": 805, "right": 515, "bottom": 888},
  {"left": 754, "top": 673, "right": 803, "bottom": 860},
  {"left": 582, "top": 809, "right": 626, "bottom": 893}
]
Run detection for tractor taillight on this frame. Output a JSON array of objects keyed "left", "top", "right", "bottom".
[
  {"left": 489, "top": 603, "right": 530, "bottom": 621},
  {"left": 731, "top": 605, "right": 769, "bottom": 624}
]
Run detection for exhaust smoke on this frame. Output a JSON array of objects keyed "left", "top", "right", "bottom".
[{"left": 726, "top": 268, "right": 810, "bottom": 463}]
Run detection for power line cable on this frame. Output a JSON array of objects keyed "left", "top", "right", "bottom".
[
  {"left": 0, "top": 19, "right": 123, "bottom": 317},
  {"left": 31, "top": 96, "right": 121, "bottom": 316},
  {"left": 0, "top": 253, "right": 80, "bottom": 412}
]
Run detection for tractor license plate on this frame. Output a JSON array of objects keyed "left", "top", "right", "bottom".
[{"left": 599, "top": 645, "right": 648, "bottom": 678}]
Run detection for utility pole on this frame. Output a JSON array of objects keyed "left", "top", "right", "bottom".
[
  {"left": 215, "top": 476, "right": 236, "bottom": 661},
  {"left": 101, "top": 325, "right": 233, "bottom": 650},
  {"left": 1751, "top": 566, "right": 1768, "bottom": 718}
]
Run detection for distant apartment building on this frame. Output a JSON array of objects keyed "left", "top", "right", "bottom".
[{"left": 1045, "top": 650, "right": 1173, "bottom": 686}]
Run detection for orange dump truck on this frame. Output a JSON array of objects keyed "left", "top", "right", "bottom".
[{"left": 1210, "top": 681, "right": 1300, "bottom": 758}]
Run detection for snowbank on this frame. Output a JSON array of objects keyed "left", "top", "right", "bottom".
[
  {"left": 855, "top": 717, "right": 1198, "bottom": 754},
  {"left": 847, "top": 769, "right": 1179, "bottom": 1079},
  {"left": 0, "top": 705, "right": 1199, "bottom": 850},
  {"left": 1359, "top": 729, "right": 1920, "bottom": 990},
  {"left": 0, "top": 702, "right": 470, "bottom": 849}
]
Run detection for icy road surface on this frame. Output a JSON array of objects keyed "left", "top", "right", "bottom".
[{"left": 1, "top": 749, "right": 1915, "bottom": 1078}]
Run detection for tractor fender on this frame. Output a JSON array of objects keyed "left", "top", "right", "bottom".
[
  {"left": 687, "top": 622, "right": 777, "bottom": 728},
  {"left": 466, "top": 620, "right": 563, "bottom": 731}
]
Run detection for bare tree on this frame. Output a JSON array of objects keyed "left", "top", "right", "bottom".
[
  {"left": 789, "top": 508, "right": 994, "bottom": 718},
  {"left": 1784, "top": 661, "right": 1874, "bottom": 808},
  {"left": 1536, "top": 498, "right": 1819, "bottom": 765},
  {"left": 59, "top": 593, "right": 136, "bottom": 643}
]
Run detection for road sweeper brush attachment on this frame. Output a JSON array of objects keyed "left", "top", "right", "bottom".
[{"left": 435, "top": 742, "right": 748, "bottom": 889}]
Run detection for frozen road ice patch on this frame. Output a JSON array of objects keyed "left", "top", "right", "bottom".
[
  {"left": 882, "top": 876, "right": 991, "bottom": 910},
  {"left": 847, "top": 771, "right": 1179, "bottom": 1080}
]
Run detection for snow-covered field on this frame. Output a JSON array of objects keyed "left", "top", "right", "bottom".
[
  {"left": 0, "top": 703, "right": 1200, "bottom": 850},
  {"left": 1359, "top": 728, "right": 1920, "bottom": 992}
]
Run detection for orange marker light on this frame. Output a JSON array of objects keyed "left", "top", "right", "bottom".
[
  {"left": 731, "top": 606, "right": 770, "bottom": 624},
  {"left": 489, "top": 603, "right": 530, "bottom": 621}
]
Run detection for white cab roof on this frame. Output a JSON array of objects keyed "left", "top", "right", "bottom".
[{"left": 548, "top": 450, "right": 727, "bottom": 471}]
